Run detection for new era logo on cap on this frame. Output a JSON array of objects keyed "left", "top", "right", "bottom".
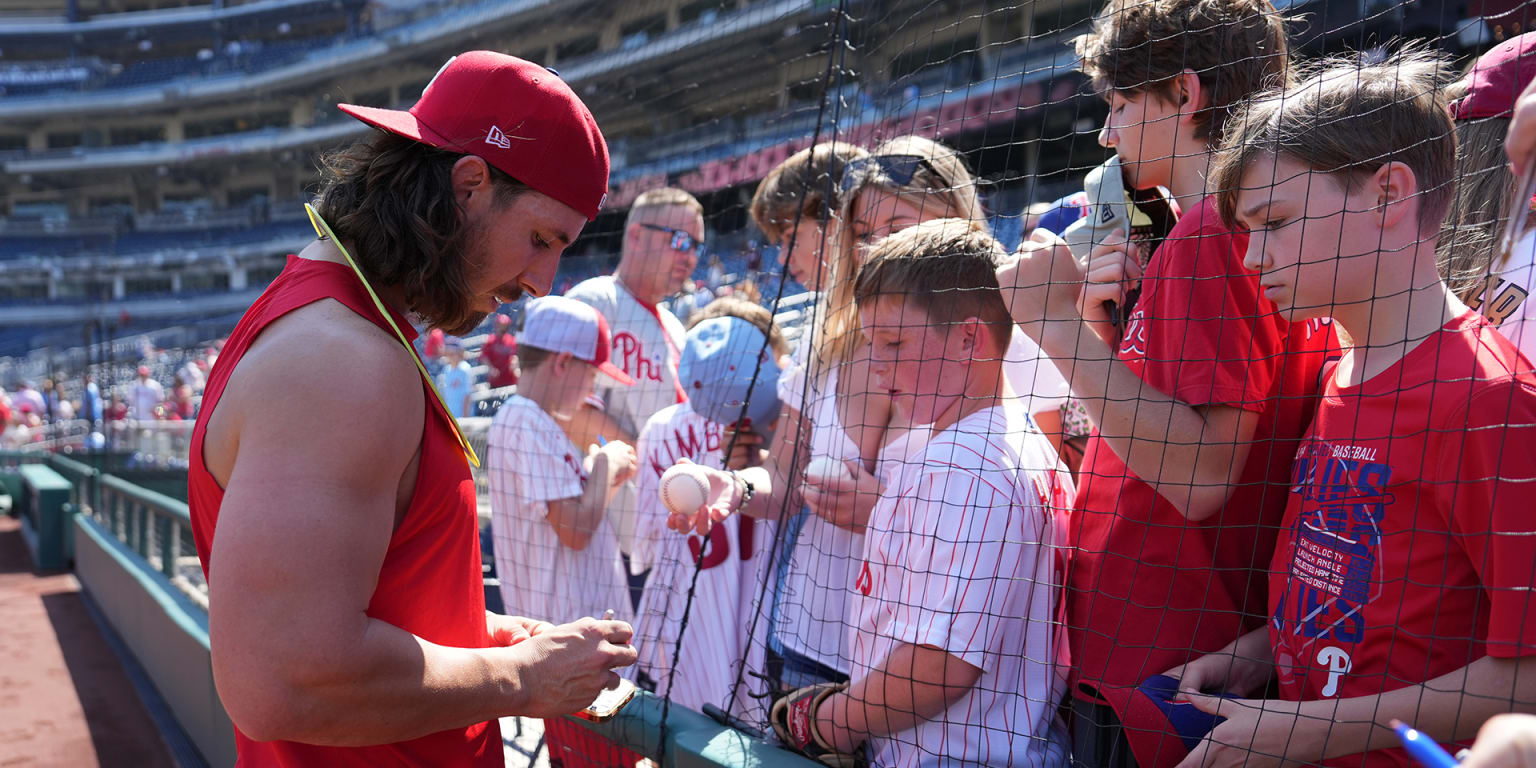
[{"left": 486, "top": 125, "right": 511, "bottom": 149}]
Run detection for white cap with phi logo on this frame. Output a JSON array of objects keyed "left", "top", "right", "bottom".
[{"left": 518, "top": 296, "right": 635, "bottom": 386}]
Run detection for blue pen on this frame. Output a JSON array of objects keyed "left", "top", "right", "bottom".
[
  {"left": 1391, "top": 720, "right": 1460, "bottom": 768},
  {"left": 596, "top": 434, "right": 607, "bottom": 447}
]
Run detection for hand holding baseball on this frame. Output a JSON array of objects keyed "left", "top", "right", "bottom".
[{"left": 660, "top": 459, "right": 739, "bottom": 535}]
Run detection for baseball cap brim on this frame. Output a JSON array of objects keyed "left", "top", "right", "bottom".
[
  {"left": 598, "top": 361, "right": 635, "bottom": 387},
  {"left": 1089, "top": 681, "right": 1195, "bottom": 768},
  {"left": 338, "top": 103, "right": 460, "bottom": 152}
]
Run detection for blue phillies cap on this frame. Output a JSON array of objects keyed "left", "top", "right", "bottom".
[{"left": 678, "top": 316, "right": 781, "bottom": 432}]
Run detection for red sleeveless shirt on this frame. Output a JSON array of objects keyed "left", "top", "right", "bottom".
[{"left": 188, "top": 255, "right": 501, "bottom": 767}]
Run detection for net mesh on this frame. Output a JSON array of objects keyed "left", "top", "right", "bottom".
[{"left": 6, "top": 0, "right": 1536, "bottom": 766}]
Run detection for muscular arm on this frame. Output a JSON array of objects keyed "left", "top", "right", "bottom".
[
  {"left": 817, "top": 644, "right": 983, "bottom": 752},
  {"left": 207, "top": 317, "right": 632, "bottom": 745},
  {"left": 1036, "top": 321, "right": 1257, "bottom": 521}
]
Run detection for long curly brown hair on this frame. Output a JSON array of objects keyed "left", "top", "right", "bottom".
[{"left": 313, "top": 131, "right": 530, "bottom": 335}]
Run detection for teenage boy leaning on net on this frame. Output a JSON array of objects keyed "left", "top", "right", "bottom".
[
  {"left": 998, "top": 0, "right": 1339, "bottom": 765},
  {"left": 1156, "top": 50, "right": 1536, "bottom": 768}
]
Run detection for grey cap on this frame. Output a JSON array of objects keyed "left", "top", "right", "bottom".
[{"left": 1062, "top": 154, "right": 1132, "bottom": 268}]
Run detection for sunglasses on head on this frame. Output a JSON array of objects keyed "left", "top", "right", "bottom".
[
  {"left": 840, "top": 154, "right": 945, "bottom": 194},
  {"left": 640, "top": 223, "right": 706, "bottom": 255}
]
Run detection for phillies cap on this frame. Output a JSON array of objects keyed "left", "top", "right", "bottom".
[
  {"left": 1451, "top": 32, "right": 1536, "bottom": 121},
  {"left": 1090, "top": 675, "right": 1235, "bottom": 768},
  {"left": 338, "top": 50, "right": 610, "bottom": 220},
  {"left": 519, "top": 296, "right": 634, "bottom": 385},
  {"left": 679, "top": 316, "right": 781, "bottom": 432}
]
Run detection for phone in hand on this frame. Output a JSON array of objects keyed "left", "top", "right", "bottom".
[{"left": 575, "top": 677, "right": 638, "bottom": 722}]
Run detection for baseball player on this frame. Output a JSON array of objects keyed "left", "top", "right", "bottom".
[
  {"left": 631, "top": 298, "right": 788, "bottom": 716},
  {"left": 1169, "top": 52, "right": 1536, "bottom": 766}
]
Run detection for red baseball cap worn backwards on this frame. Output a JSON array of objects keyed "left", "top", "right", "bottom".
[
  {"left": 1451, "top": 32, "right": 1536, "bottom": 121},
  {"left": 338, "top": 50, "right": 610, "bottom": 220}
]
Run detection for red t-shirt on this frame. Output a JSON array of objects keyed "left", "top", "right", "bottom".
[
  {"left": 481, "top": 331, "right": 518, "bottom": 388},
  {"left": 1269, "top": 312, "right": 1536, "bottom": 767},
  {"left": 187, "top": 256, "right": 500, "bottom": 767},
  {"left": 1067, "top": 197, "right": 1339, "bottom": 720}
]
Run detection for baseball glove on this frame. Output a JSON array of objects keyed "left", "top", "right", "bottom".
[{"left": 768, "top": 682, "right": 865, "bottom": 768}]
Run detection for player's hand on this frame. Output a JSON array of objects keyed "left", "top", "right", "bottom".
[
  {"left": 1462, "top": 713, "right": 1536, "bottom": 768},
  {"left": 1172, "top": 694, "right": 1313, "bottom": 768},
  {"left": 998, "top": 229, "right": 1085, "bottom": 344},
  {"left": 500, "top": 616, "right": 638, "bottom": 719},
  {"left": 1509, "top": 77, "right": 1536, "bottom": 179},
  {"left": 664, "top": 458, "right": 737, "bottom": 535},
  {"left": 486, "top": 613, "right": 555, "bottom": 647},
  {"left": 590, "top": 440, "right": 638, "bottom": 487},
  {"left": 1163, "top": 648, "right": 1271, "bottom": 699},
  {"left": 720, "top": 424, "right": 765, "bottom": 470},
  {"left": 1081, "top": 229, "right": 1143, "bottom": 338},
  {"left": 801, "top": 459, "right": 881, "bottom": 534}
]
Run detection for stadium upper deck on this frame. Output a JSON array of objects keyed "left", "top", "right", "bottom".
[{"left": 0, "top": 0, "right": 1504, "bottom": 331}]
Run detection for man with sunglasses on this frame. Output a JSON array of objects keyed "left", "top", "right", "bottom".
[{"left": 566, "top": 187, "right": 703, "bottom": 590}]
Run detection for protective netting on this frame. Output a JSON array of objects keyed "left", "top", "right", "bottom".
[{"left": 7, "top": 0, "right": 1536, "bottom": 766}]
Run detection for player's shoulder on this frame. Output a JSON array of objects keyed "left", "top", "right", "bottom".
[{"left": 640, "top": 403, "right": 687, "bottom": 438}]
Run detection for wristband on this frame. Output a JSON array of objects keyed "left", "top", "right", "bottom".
[{"left": 729, "top": 470, "right": 755, "bottom": 513}]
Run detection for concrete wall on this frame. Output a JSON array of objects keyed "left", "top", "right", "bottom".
[{"left": 73, "top": 513, "right": 236, "bottom": 767}]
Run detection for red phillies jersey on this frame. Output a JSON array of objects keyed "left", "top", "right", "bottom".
[
  {"left": 188, "top": 255, "right": 500, "bottom": 767},
  {"left": 1269, "top": 312, "right": 1536, "bottom": 767},
  {"left": 481, "top": 332, "right": 518, "bottom": 388},
  {"left": 1067, "top": 198, "right": 1338, "bottom": 724}
]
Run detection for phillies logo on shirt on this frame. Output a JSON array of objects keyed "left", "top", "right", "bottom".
[
  {"left": 612, "top": 331, "right": 667, "bottom": 383},
  {"left": 562, "top": 453, "right": 588, "bottom": 489},
  {"left": 1272, "top": 438, "right": 1393, "bottom": 695}
]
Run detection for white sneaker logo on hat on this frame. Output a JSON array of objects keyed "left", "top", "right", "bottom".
[{"left": 486, "top": 125, "right": 512, "bottom": 149}]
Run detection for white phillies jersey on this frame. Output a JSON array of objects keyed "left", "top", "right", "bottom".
[
  {"left": 1470, "top": 229, "right": 1536, "bottom": 368},
  {"left": 630, "top": 403, "right": 774, "bottom": 715},
  {"left": 487, "top": 396, "right": 632, "bottom": 624},
  {"left": 567, "top": 275, "right": 688, "bottom": 558},
  {"left": 848, "top": 403, "right": 1073, "bottom": 768}
]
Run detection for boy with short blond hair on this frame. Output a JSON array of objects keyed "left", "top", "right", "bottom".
[
  {"left": 1163, "top": 51, "right": 1536, "bottom": 767},
  {"left": 999, "top": 0, "right": 1339, "bottom": 764},
  {"left": 766, "top": 219, "right": 1074, "bottom": 767}
]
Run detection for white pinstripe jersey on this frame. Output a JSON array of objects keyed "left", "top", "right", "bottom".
[
  {"left": 488, "top": 396, "right": 632, "bottom": 625},
  {"left": 847, "top": 403, "right": 1073, "bottom": 767},
  {"left": 630, "top": 403, "right": 775, "bottom": 715}
]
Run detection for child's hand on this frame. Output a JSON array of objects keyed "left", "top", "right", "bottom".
[
  {"left": 1162, "top": 649, "right": 1271, "bottom": 699},
  {"left": 590, "top": 440, "right": 638, "bottom": 487},
  {"left": 1081, "top": 229, "right": 1143, "bottom": 337},
  {"left": 801, "top": 458, "right": 882, "bottom": 533},
  {"left": 1462, "top": 713, "right": 1536, "bottom": 768},
  {"left": 664, "top": 458, "right": 738, "bottom": 535},
  {"left": 998, "top": 229, "right": 1084, "bottom": 342},
  {"left": 720, "top": 424, "right": 765, "bottom": 470}
]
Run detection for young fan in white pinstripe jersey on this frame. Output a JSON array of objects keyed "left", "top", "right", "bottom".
[{"left": 789, "top": 220, "right": 1072, "bottom": 767}]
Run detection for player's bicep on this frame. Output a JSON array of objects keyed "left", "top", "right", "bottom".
[{"left": 208, "top": 351, "right": 421, "bottom": 688}]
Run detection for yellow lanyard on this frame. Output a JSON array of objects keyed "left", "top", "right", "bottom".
[{"left": 304, "top": 203, "right": 481, "bottom": 468}]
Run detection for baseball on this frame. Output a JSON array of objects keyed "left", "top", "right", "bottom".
[
  {"left": 660, "top": 463, "right": 711, "bottom": 516},
  {"left": 804, "top": 457, "right": 854, "bottom": 486}
]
